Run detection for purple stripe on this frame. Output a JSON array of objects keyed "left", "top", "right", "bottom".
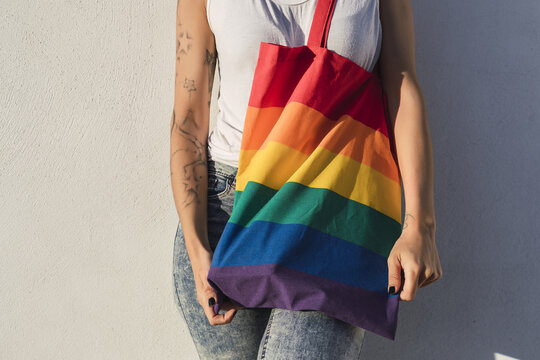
[{"left": 207, "top": 263, "right": 400, "bottom": 340}]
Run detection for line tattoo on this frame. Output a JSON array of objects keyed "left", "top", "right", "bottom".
[
  {"left": 170, "top": 109, "right": 207, "bottom": 208},
  {"left": 402, "top": 213, "right": 415, "bottom": 230},
  {"left": 182, "top": 109, "right": 198, "bottom": 129},
  {"left": 170, "top": 109, "right": 177, "bottom": 136},
  {"left": 204, "top": 48, "right": 217, "bottom": 108}
]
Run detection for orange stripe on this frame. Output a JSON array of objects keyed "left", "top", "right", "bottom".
[{"left": 241, "top": 102, "right": 400, "bottom": 184}]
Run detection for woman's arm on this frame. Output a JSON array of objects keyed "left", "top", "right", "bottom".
[
  {"left": 379, "top": 0, "right": 442, "bottom": 301},
  {"left": 171, "top": 0, "right": 215, "bottom": 267},
  {"left": 170, "top": 0, "right": 238, "bottom": 324}
]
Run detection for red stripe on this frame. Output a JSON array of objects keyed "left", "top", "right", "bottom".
[{"left": 248, "top": 43, "right": 389, "bottom": 137}]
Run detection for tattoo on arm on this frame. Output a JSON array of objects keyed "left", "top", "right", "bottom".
[
  {"left": 176, "top": 22, "right": 193, "bottom": 63},
  {"left": 204, "top": 49, "right": 217, "bottom": 108},
  {"left": 172, "top": 0, "right": 213, "bottom": 207},
  {"left": 402, "top": 213, "right": 415, "bottom": 230},
  {"left": 183, "top": 77, "right": 197, "bottom": 98},
  {"left": 170, "top": 109, "right": 177, "bottom": 137},
  {"left": 171, "top": 109, "right": 207, "bottom": 208}
]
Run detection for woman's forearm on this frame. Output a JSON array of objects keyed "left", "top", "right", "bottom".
[
  {"left": 170, "top": 0, "right": 217, "bottom": 271},
  {"left": 389, "top": 75, "right": 436, "bottom": 234},
  {"left": 170, "top": 107, "right": 212, "bottom": 266},
  {"left": 378, "top": 0, "right": 443, "bottom": 299}
]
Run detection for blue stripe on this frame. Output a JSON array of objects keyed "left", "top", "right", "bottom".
[{"left": 211, "top": 220, "right": 390, "bottom": 296}]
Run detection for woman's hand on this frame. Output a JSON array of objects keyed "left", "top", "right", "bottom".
[
  {"left": 192, "top": 253, "right": 244, "bottom": 325},
  {"left": 387, "top": 220, "right": 442, "bottom": 301}
]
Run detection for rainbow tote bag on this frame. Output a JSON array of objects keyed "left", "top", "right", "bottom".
[{"left": 207, "top": 0, "right": 403, "bottom": 340}]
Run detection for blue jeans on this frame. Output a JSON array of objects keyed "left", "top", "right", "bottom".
[{"left": 172, "top": 156, "right": 366, "bottom": 359}]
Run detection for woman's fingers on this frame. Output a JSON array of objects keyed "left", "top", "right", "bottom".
[
  {"left": 197, "top": 272, "right": 242, "bottom": 325},
  {"left": 419, "top": 261, "right": 443, "bottom": 288},
  {"left": 197, "top": 283, "right": 219, "bottom": 325},
  {"left": 387, "top": 255, "right": 403, "bottom": 295},
  {"left": 202, "top": 298, "right": 241, "bottom": 326},
  {"left": 400, "top": 262, "right": 420, "bottom": 301},
  {"left": 221, "top": 308, "right": 238, "bottom": 323},
  {"left": 419, "top": 273, "right": 435, "bottom": 288},
  {"left": 418, "top": 265, "right": 434, "bottom": 288},
  {"left": 202, "top": 303, "right": 238, "bottom": 326}
]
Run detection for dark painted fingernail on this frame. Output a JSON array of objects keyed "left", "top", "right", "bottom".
[
  {"left": 208, "top": 297, "right": 215, "bottom": 306},
  {"left": 388, "top": 286, "right": 396, "bottom": 295}
]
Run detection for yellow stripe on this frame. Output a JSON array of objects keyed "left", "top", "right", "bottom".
[
  {"left": 236, "top": 141, "right": 402, "bottom": 222},
  {"left": 242, "top": 103, "right": 400, "bottom": 184}
]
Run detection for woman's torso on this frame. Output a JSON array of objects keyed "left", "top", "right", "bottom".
[{"left": 206, "top": 0, "right": 382, "bottom": 168}]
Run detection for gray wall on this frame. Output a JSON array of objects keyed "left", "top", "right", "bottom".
[
  {"left": 0, "top": 0, "right": 538, "bottom": 359},
  {"left": 362, "top": 2, "right": 540, "bottom": 360}
]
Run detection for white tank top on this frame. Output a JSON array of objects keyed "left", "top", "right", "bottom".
[{"left": 206, "top": 0, "right": 382, "bottom": 168}]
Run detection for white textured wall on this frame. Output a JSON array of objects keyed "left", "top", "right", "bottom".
[
  {"left": 0, "top": 0, "right": 538, "bottom": 359},
  {"left": 1, "top": 0, "right": 204, "bottom": 358}
]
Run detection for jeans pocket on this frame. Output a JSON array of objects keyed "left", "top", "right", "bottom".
[{"left": 208, "top": 169, "right": 231, "bottom": 199}]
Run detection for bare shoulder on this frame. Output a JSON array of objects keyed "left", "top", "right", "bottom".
[{"left": 176, "top": 0, "right": 211, "bottom": 31}]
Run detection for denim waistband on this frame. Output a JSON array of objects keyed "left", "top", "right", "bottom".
[{"left": 207, "top": 153, "right": 238, "bottom": 178}]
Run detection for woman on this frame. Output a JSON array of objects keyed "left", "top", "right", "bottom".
[{"left": 171, "top": 0, "right": 442, "bottom": 358}]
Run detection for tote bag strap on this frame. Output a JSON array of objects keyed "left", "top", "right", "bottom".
[
  {"left": 307, "top": 0, "right": 338, "bottom": 48},
  {"left": 307, "top": 0, "right": 383, "bottom": 77}
]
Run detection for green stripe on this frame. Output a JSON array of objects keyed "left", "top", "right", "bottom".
[{"left": 231, "top": 181, "right": 402, "bottom": 257}]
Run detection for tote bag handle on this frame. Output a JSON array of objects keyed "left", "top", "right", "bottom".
[
  {"left": 307, "top": 0, "right": 337, "bottom": 48},
  {"left": 307, "top": 0, "right": 382, "bottom": 76}
]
